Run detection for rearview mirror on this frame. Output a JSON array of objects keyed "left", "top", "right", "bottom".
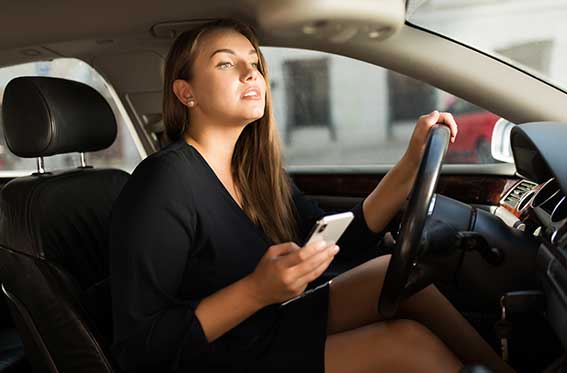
[{"left": 491, "top": 118, "right": 515, "bottom": 163}]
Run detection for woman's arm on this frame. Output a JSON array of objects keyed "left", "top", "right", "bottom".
[
  {"left": 362, "top": 153, "right": 418, "bottom": 234},
  {"left": 362, "top": 111, "right": 458, "bottom": 233},
  {"left": 197, "top": 238, "right": 339, "bottom": 342},
  {"left": 111, "top": 156, "right": 216, "bottom": 370},
  {"left": 194, "top": 276, "right": 264, "bottom": 342}
]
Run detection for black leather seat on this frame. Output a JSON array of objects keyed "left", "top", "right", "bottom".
[{"left": 0, "top": 77, "right": 129, "bottom": 372}]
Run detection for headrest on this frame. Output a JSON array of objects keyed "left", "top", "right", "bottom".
[{"left": 1, "top": 77, "right": 117, "bottom": 158}]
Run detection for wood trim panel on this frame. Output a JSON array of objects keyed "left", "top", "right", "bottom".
[{"left": 291, "top": 173, "right": 519, "bottom": 206}]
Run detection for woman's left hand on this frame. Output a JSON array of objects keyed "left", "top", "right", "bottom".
[{"left": 404, "top": 110, "right": 458, "bottom": 166}]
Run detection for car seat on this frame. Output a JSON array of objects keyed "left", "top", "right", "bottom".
[{"left": 0, "top": 76, "right": 129, "bottom": 372}]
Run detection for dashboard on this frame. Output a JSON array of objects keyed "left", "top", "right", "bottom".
[
  {"left": 501, "top": 177, "right": 567, "bottom": 250},
  {"left": 497, "top": 122, "right": 567, "bottom": 349}
]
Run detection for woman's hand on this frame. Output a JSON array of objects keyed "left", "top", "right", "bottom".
[
  {"left": 246, "top": 240, "right": 339, "bottom": 306},
  {"left": 404, "top": 110, "right": 458, "bottom": 167}
]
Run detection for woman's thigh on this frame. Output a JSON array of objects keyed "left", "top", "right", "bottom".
[
  {"left": 326, "top": 255, "right": 509, "bottom": 373},
  {"left": 324, "top": 319, "right": 462, "bottom": 373},
  {"left": 327, "top": 255, "right": 391, "bottom": 335}
]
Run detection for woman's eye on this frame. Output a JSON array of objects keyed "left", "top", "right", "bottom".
[
  {"left": 217, "top": 62, "right": 233, "bottom": 69},
  {"left": 251, "top": 62, "right": 260, "bottom": 69}
]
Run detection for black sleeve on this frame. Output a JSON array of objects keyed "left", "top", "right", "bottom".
[
  {"left": 110, "top": 155, "right": 209, "bottom": 371},
  {"left": 290, "top": 181, "right": 384, "bottom": 254}
]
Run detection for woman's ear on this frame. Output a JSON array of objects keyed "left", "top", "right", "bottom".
[{"left": 173, "top": 79, "right": 197, "bottom": 108}]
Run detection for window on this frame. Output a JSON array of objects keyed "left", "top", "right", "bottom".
[
  {"left": 262, "top": 47, "right": 502, "bottom": 167},
  {"left": 281, "top": 58, "right": 334, "bottom": 145},
  {"left": 406, "top": 0, "right": 567, "bottom": 91},
  {"left": 0, "top": 58, "right": 143, "bottom": 175}
]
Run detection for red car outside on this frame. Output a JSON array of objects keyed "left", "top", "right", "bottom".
[{"left": 445, "top": 98, "right": 500, "bottom": 163}]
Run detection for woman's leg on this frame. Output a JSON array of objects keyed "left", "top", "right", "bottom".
[
  {"left": 325, "top": 319, "right": 462, "bottom": 373},
  {"left": 326, "top": 255, "right": 513, "bottom": 372}
]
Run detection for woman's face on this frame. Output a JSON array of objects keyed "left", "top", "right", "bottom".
[{"left": 187, "top": 29, "right": 266, "bottom": 127}]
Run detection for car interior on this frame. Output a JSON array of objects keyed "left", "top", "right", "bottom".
[{"left": 0, "top": 0, "right": 566, "bottom": 372}]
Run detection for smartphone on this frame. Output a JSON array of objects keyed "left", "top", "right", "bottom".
[
  {"left": 280, "top": 212, "right": 354, "bottom": 307},
  {"left": 303, "top": 211, "right": 354, "bottom": 247}
]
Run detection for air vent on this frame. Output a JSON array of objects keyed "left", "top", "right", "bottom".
[
  {"left": 551, "top": 197, "right": 567, "bottom": 223},
  {"left": 501, "top": 180, "right": 538, "bottom": 209},
  {"left": 532, "top": 178, "right": 561, "bottom": 215},
  {"left": 540, "top": 191, "right": 563, "bottom": 215}
]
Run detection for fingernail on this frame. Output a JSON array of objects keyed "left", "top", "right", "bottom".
[
  {"left": 316, "top": 240, "right": 328, "bottom": 250},
  {"left": 331, "top": 245, "right": 340, "bottom": 254}
]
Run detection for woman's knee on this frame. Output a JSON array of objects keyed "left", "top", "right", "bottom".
[
  {"left": 373, "top": 253, "right": 391, "bottom": 268},
  {"left": 388, "top": 319, "right": 436, "bottom": 343},
  {"left": 325, "top": 320, "right": 461, "bottom": 373},
  {"left": 386, "top": 319, "right": 462, "bottom": 368}
]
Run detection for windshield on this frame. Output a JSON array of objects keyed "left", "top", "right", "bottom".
[{"left": 406, "top": 0, "right": 567, "bottom": 91}]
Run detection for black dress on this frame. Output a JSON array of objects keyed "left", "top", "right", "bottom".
[{"left": 109, "top": 139, "right": 383, "bottom": 373}]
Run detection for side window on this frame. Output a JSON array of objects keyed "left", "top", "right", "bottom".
[
  {"left": 261, "top": 47, "right": 502, "bottom": 167},
  {"left": 0, "top": 58, "right": 143, "bottom": 174}
]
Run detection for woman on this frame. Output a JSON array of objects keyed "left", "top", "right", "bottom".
[{"left": 110, "top": 19, "right": 512, "bottom": 373}]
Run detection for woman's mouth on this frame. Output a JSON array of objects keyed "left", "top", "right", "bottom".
[{"left": 241, "top": 87, "right": 261, "bottom": 100}]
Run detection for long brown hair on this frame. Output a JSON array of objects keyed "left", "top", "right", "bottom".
[{"left": 162, "top": 19, "right": 297, "bottom": 244}]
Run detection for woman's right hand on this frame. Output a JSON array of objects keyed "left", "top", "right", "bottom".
[{"left": 246, "top": 240, "right": 340, "bottom": 307}]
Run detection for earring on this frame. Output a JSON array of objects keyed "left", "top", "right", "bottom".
[{"left": 187, "top": 100, "right": 195, "bottom": 107}]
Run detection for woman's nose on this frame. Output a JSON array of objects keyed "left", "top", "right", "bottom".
[{"left": 241, "top": 63, "right": 258, "bottom": 81}]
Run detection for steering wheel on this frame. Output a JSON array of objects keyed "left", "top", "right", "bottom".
[{"left": 378, "top": 124, "right": 451, "bottom": 319}]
